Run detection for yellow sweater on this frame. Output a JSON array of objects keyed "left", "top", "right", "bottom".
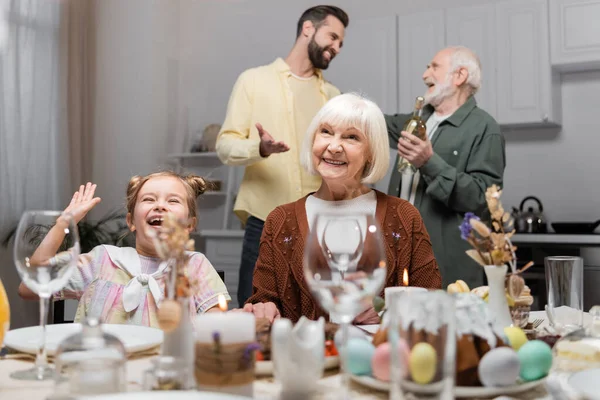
[{"left": 216, "top": 58, "right": 340, "bottom": 223}]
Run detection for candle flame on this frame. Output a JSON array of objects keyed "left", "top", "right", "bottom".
[
  {"left": 403, "top": 268, "right": 409, "bottom": 286},
  {"left": 218, "top": 294, "right": 228, "bottom": 311}
]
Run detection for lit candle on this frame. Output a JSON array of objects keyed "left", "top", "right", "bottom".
[
  {"left": 194, "top": 297, "right": 256, "bottom": 397},
  {"left": 218, "top": 294, "right": 228, "bottom": 312},
  {"left": 384, "top": 268, "right": 427, "bottom": 299},
  {"left": 194, "top": 312, "right": 255, "bottom": 344}
]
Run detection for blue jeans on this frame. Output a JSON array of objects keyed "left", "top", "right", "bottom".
[{"left": 237, "top": 216, "right": 264, "bottom": 306}]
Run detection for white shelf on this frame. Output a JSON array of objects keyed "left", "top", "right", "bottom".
[
  {"left": 512, "top": 234, "right": 600, "bottom": 246},
  {"left": 168, "top": 152, "right": 219, "bottom": 159},
  {"left": 168, "top": 152, "right": 238, "bottom": 231},
  {"left": 198, "top": 229, "right": 245, "bottom": 238},
  {"left": 167, "top": 152, "right": 223, "bottom": 168},
  {"left": 202, "top": 191, "right": 228, "bottom": 197}
]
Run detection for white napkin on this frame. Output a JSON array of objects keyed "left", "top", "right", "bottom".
[
  {"left": 548, "top": 305, "right": 591, "bottom": 328},
  {"left": 104, "top": 246, "right": 168, "bottom": 312}
]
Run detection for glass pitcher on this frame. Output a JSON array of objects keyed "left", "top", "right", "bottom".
[{"left": 52, "top": 317, "right": 126, "bottom": 397}]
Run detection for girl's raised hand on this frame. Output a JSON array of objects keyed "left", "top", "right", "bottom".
[{"left": 64, "top": 182, "right": 102, "bottom": 224}]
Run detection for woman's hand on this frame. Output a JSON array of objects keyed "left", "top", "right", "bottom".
[
  {"left": 63, "top": 182, "right": 101, "bottom": 224},
  {"left": 239, "top": 302, "right": 281, "bottom": 323},
  {"left": 353, "top": 306, "right": 381, "bottom": 325}
]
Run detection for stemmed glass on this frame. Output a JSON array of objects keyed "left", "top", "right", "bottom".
[
  {"left": 304, "top": 211, "right": 387, "bottom": 398},
  {"left": 12, "top": 210, "right": 80, "bottom": 380}
]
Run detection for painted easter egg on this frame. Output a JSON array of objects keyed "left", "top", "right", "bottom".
[
  {"left": 371, "top": 339, "right": 410, "bottom": 381},
  {"left": 504, "top": 326, "right": 528, "bottom": 351},
  {"left": 478, "top": 347, "right": 521, "bottom": 387},
  {"left": 346, "top": 338, "right": 376, "bottom": 376},
  {"left": 409, "top": 342, "right": 437, "bottom": 384},
  {"left": 518, "top": 340, "right": 553, "bottom": 382}
]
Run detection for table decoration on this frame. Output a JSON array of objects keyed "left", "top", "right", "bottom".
[
  {"left": 459, "top": 185, "right": 534, "bottom": 329},
  {"left": 194, "top": 297, "right": 256, "bottom": 397}
]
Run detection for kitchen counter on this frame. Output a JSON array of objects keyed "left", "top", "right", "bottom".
[{"left": 512, "top": 233, "right": 600, "bottom": 245}]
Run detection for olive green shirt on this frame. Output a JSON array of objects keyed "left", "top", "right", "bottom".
[{"left": 385, "top": 96, "right": 506, "bottom": 288}]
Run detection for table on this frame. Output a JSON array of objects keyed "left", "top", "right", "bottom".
[
  {"left": 0, "top": 356, "right": 551, "bottom": 399},
  {"left": 1, "top": 312, "right": 565, "bottom": 399}
]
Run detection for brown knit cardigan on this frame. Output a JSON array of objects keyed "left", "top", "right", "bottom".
[{"left": 246, "top": 190, "right": 442, "bottom": 322}]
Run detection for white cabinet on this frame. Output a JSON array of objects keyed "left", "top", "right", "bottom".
[
  {"left": 397, "top": 10, "right": 446, "bottom": 112},
  {"left": 495, "top": 0, "right": 561, "bottom": 126},
  {"left": 168, "top": 152, "right": 244, "bottom": 305},
  {"left": 550, "top": 0, "right": 600, "bottom": 71},
  {"left": 325, "top": 16, "right": 397, "bottom": 114},
  {"left": 197, "top": 230, "right": 244, "bottom": 309},
  {"left": 446, "top": 4, "right": 497, "bottom": 120},
  {"left": 331, "top": 1, "right": 561, "bottom": 128}
]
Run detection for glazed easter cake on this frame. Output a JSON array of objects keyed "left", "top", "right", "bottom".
[{"left": 365, "top": 293, "right": 552, "bottom": 390}]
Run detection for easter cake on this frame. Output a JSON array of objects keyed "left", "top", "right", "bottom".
[{"left": 372, "top": 292, "right": 509, "bottom": 386}]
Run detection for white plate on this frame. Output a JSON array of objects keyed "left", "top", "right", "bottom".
[
  {"left": 77, "top": 391, "right": 250, "bottom": 400},
  {"left": 350, "top": 374, "right": 545, "bottom": 397},
  {"left": 568, "top": 368, "right": 600, "bottom": 400},
  {"left": 4, "top": 323, "right": 164, "bottom": 356},
  {"left": 255, "top": 356, "right": 339, "bottom": 376}
]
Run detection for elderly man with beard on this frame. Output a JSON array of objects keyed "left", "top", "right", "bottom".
[
  {"left": 216, "top": 5, "right": 348, "bottom": 306},
  {"left": 385, "top": 46, "right": 506, "bottom": 288}
]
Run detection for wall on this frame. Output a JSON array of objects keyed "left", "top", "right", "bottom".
[
  {"left": 503, "top": 70, "right": 600, "bottom": 223},
  {"left": 91, "top": 0, "right": 180, "bottom": 219},
  {"left": 90, "top": 0, "right": 600, "bottom": 225},
  {"left": 8, "top": 0, "right": 600, "bottom": 327},
  {"left": 176, "top": 0, "right": 600, "bottom": 225}
]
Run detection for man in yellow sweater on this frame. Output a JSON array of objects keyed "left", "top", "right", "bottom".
[{"left": 216, "top": 5, "right": 348, "bottom": 305}]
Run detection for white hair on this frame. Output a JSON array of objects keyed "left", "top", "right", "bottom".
[
  {"left": 300, "top": 92, "right": 390, "bottom": 184},
  {"left": 447, "top": 46, "right": 482, "bottom": 95}
]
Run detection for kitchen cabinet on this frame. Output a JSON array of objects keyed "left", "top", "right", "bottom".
[
  {"left": 195, "top": 230, "right": 244, "bottom": 309},
  {"left": 168, "top": 153, "right": 244, "bottom": 303},
  {"left": 325, "top": 16, "right": 397, "bottom": 114},
  {"left": 550, "top": 0, "right": 600, "bottom": 71},
  {"left": 512, "top": 234, "right": 600, "bottom": 310},
  {"left": 397, "top": 10, "right": 446, "bottom": 112},
  {"left": 330, "top": 0, "right": 561, "bottom": 126},
  {"left": 446, "top": 4, "right": 497, "bottom": 120},
  {"left": 494, "top": 0, "right": 561, "bottom": 126}
]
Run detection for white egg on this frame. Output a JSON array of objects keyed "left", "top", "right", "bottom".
[{"left": 478, "top": 347, "right": 521, "bottom": 387}]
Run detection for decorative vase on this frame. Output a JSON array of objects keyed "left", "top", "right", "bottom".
[
  {"left": 161, "top": 297, "right": 195, "bottom": 389},
  {"left": 483, "top": 264, "right": 513, "bottom": 330}
]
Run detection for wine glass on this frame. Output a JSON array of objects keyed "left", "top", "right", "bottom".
[
  {"left": 303, "top": 211, "right": 387, "bottom": 398},
  {"left": 12, "top": 210, "right": 80, "bottom": 380}
]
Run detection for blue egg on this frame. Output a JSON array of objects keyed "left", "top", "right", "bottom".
[
  {"left": 334, "top": 326, "right": 369, "bottom": 350},
  {"left": 517, "top": 340, "right": 553, "bottom": 382},
  {"left": 345, "top": 338, "right": 376, "bottom": 376}
]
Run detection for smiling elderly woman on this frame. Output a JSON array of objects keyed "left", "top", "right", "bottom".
[{"left": 243, "top": 93, "right": 441, "bottom": 323}]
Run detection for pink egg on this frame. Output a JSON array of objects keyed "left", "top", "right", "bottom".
[{"left": 371, "top": 340, "right": 410, "bottom": 382}]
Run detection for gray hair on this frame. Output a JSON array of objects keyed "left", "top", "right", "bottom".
[
  {"left": 300, "top": 92, "right": 390, "bottom": 184},
  {"left": 448, "top": 46, "right": 482, "bottom": 96}
]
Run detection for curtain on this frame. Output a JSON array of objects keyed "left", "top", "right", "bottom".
[
  {"left": 62, "top": 0, "right": 95, "bottom": 188},
  {"left": 0, "top": 0, "right": 96, "bottom": 328},
  {"left": 0, "top": 0, "right": 63, "bottom": 237}
]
